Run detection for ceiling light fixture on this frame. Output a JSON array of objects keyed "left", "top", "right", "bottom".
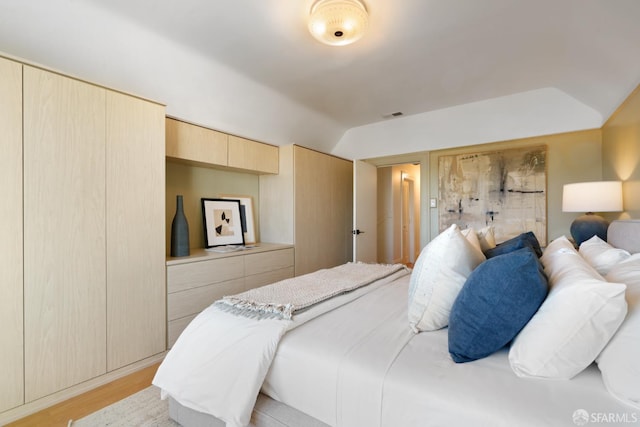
[{"left": 308, "top": 0, "right": 369, "bottom": 46}]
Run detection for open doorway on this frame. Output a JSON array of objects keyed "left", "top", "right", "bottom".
[{"left": 377, "top": 163, "right": 421, "bottom": 266}]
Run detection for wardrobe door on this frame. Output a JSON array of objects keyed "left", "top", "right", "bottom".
[
  {"left": 106, "top": 91, "right": 166, "bottom": 370},
  {"left": 0, "top": 57, "right": 24, "bottom": 412},
  {"left": 294, "top": 146, "right": 353, "bottom": 275},
  {"left": 23, "top": 67, "right": 107, "bottom": 401}
]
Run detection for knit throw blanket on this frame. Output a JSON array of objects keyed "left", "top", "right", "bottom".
[{"left": 215, "top": 262, "right": 407, "bottom": 320}]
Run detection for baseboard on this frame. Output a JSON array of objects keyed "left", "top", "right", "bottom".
[{"left": 0, "top": 352, "right": 166, "bottom": 425}]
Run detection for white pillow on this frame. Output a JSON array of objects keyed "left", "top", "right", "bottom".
[
  {"left": 540, "top": 235, "right": 575, "bottom": 263},
  {"left": 477, "top": 225, "right": 496, "bottom": 252},
  {"left": 408, "top": 224, "right": 485, "bottom": 332},
  {"left": 461, "top": 227, "right": 482, "bottom": 254},
  {"left": 579, "top": 235, "right": 631, "bottom": 275},
  {"left": 597, "top": 255, "right": 640, "bottom": 408},
  {"left": 509, "top": 243, "right": 627, "bottom": 379}
]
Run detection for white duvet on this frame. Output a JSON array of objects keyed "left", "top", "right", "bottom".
[
  {"left": 155, "top": 267, "right": 637, "bottom": 427},
  {"left": 152, "top": 269, "right": 409, "bottom": 427},
  {"left": 263, "top": 274, "right": 638, "bottom": 427}
]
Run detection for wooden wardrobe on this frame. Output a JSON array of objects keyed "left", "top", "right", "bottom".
[
  {"left": 260, "top": 145, "right": 353, "bottom": 276},
  {"left": 0, "top": 56, "right": 166, "bottom": 418}
]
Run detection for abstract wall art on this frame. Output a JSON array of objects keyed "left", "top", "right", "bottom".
[{"left": 438, "top": 145, "right": 547, "bottom": 245}]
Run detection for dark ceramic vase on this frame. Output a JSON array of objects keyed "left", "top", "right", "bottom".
[{"left": 171, "top": 195, "right": 190, "bottom": 257}]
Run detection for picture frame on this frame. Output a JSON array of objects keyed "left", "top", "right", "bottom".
[
  {"left": 201, "top": 198, "right": 245, "bottom": 247},
  {"left": 220, "top": 194, "right": 257, "bottom": 244}
]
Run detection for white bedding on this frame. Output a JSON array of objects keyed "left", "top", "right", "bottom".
[
  {"left": 159, "top": 221, "right": 640, "bottom": 427},
  {"left": 153, "top": 267, "right": 409, "bottom": 427},
  {"left": 263, "top": 275, "right": 414, "bottom": 426},
  {"left": 262, "top": 274, "right": 637, "bottom": 427}
]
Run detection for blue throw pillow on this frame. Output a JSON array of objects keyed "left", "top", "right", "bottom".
[
  {"left": 484, "top": 231, "right": 542, "bottom": 258},
  {"left": 448, "top": 247, "right": 548, "bottom": 363}
]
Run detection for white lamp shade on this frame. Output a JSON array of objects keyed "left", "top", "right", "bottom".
[{"left": 562, "top": 181, "right": 623, "bottom": 213}]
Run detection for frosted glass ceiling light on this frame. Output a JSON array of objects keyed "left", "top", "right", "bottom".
[{"left": 308, "top": 0, "right": 369, "bottom": 46}]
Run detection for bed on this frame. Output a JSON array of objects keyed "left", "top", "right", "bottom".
[{"left": 154, "top": 220, "right": 640, "bottom": 427}]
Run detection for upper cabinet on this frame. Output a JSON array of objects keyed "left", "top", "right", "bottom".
[
  {"left": 228, "top": 135, "right": 279, "bottom": 174},
  {"left": 166, "top": 117, "right": 227, "bottom": 167},
  {"left": 166, "top": 118, "right": 278, "bottom": 174}
]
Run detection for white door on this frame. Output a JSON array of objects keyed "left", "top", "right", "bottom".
[{"left": 353, "top": 160, "right": 377, "bottom": 262}]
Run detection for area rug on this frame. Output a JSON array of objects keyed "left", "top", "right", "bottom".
[{"left": 71, "top": 385, "right": 178, "bottom": 426}]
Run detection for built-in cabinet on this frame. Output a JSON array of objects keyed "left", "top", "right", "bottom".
[
  {"left": 166, "top": 244, "right": 294, "bottom": 347},
  {"left": 0, "top": 57, "right": 24, "bottom": 414},
  {"left": 260, "top": 145, "right": 353, "bottom": 276},
  {"left": 23, "top": 65, "right": 109, "bottom": 402},
  {"left": 105, "top": 90, "right": 166, "bottom": 371},
  {"left": 166, "top": 117, "right": 228, "bottom": 167},
  {"left": 166, "top": 117, "right": 279, "bottom": 174},
  {"left": 228, "top": 134, "right": 279, "bottom": 174},
  {"left": 0, "top": 58, "right": 166, "bottom": 418}
]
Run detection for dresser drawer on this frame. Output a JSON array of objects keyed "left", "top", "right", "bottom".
[
  {"left": 168, "top": 277, "right": 244, "bottom": 321},
  {"left": 168, "top": 315, "right": 196, "bottom": 348},
  {"left": 245, "top": 266, "right": 294, "bottom": 290},
  {"left": 245, "top": 248, "right": 294, "bottom": 276},
  {"left": 167, "top": 256, "right": 244, "bottom": 293},
  {"left": 165, "top": 244, "right": 294, "bottom": 350}
]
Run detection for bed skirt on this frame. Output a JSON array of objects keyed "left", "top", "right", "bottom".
[{"left": 168, "top": 393, "right": 330, "bottom": 427}]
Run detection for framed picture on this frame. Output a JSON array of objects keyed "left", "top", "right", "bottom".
[
  {"left": 201, "top": 198, "right": 245, "bottom": 247},
  {"left": 221, "top": 194, "right": 256, "bottom": 244}
]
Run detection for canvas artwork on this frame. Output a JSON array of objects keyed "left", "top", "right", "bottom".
[{"left": 438, "top": 145, "right": 547, "bottom": 245}]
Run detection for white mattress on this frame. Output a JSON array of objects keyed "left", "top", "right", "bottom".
[{"left": 262, "top": 274, "right": 636, "bottom": 427}]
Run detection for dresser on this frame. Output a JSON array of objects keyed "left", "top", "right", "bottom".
[{"left": 166, "top": 243, "right": 294, "bottom": 347}]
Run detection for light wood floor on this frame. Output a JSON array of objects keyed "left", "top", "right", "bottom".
[{"left": 6, "top": 363, "right": 160, "bottom": 427}]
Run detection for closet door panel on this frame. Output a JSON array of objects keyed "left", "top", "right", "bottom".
[
  {"left": 23, "top": 67, "right": 107, "bottom": 401},
  {"left": 0, "top": 57, "right": 24, "bottom": 412},
  {"left": 294, "top": 147, "right": 353, "bottom": 275},
  {"left": 106, "top": 92, "right": 166, "bottom": 370}
]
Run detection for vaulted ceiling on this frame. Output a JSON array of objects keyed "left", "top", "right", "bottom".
[{"left": 1, "top": 0, "right": 639, "bottom": 158}]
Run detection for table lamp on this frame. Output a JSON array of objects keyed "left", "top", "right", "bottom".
[{"left": 562, "top": 181, "right": 623, "bottom": 246}]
